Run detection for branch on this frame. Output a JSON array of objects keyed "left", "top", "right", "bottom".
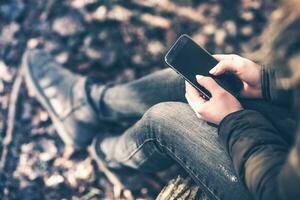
[
  {"left": 0, "top": 69, "right": 23, "bottom": 172},
  {"left": 156, "top": 175, "right": 202, "bottom": 200},
  {"left": 133, "top": 0, "right": 206, "bottom": 24},
  {"left": 88, "top": 145, "right": 134, "bottom": 199}
]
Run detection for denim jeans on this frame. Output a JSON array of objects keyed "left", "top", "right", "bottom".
[{"left": 88, "top": 68, "right": 255, "bottom": 200}]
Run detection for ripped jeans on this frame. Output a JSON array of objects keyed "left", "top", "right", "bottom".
[{"left": 90, "top": 68, "right": 252, "bottom": 200}]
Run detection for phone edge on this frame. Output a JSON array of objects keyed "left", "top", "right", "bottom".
[{"left": 164, "top": 34, "right": 211, "bottom": 99}]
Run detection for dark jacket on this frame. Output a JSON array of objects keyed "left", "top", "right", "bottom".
[{"left": 218, "top": 67, "right": 299, "bottom": 200}]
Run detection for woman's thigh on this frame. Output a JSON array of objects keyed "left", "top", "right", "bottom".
[
  {"left": 99, "top": 102, "right": 252, "bottom": 200},
  {"left": 142, "top": 102, "right": 252, "bottom": 200}
]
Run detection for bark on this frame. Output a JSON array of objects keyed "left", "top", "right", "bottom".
[{"left": 156, "top": 175, "right": 206, "bottom": 200}]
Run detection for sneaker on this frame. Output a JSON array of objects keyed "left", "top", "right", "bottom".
[{"left": 23, "top": 49, "right": 101, "bottom": 150}]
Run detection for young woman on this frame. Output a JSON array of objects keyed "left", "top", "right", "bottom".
[{"left": 23, "top": 0, "right": 300, "bottom": 199}]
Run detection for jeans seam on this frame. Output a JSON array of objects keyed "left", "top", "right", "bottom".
[
  {"left": 117, "top": 138, "right": 158, "bottom": 162},
  {"left": 154, "top": 138, "right": 220, "bottom": 200},
  {"left": 118, "top": 136, "right": 220, "bottom": 200},
  {"left": 135, "top": 144, "right": 160, "bottom": 168}
]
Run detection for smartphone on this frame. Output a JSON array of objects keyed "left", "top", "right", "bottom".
[{"left": 165, "top": 34, "right": 243, "bottom": 99}]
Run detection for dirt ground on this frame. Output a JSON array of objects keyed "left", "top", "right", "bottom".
[{"left": 0, "top": 0, "right": 277, "bottom": 199}]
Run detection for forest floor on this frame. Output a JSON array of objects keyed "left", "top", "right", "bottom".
[{"left": 0, "top": 0, "right": 277, "bottom": 199}]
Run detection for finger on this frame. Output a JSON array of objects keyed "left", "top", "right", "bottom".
[
  {"left": 185, "top": 81, "right": 206, "bottom": 103},
  {"left": 196, "top": 75, "right": 223, "bottom": 94},
  {"left": 185, "top": 82, "right": 206, "bottom": 110},
  {"left": 185, "top": 93, "right": 202, "bottom": 118},
  {"left": 212, "top": 54, "right": 238, "bottom": 61},
  {"left": 185, "top": 93, "right": 203, "bottom": 119},
  {"left": 185, "top": 81, "right": 200, "bottom": 99},
  {"left": 186, "top": 81, "right": 207, "bottom": 99},
  {"left": 209, "top": 59, "right": 238, "bottom": 75}
]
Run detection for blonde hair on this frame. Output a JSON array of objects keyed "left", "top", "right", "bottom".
[{"left": 251, "top": 0, "right": 300, "bottom": 88}]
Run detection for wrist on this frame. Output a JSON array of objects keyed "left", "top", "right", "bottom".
[
  {"left": 219, "top": 108, "right": 244, "bottom": 126},
  {"left": 219, "top": 107, "right": 243, "bottom": 125}
]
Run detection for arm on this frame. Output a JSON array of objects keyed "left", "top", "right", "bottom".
[
  {"left": 185, "top": 73, "right": 299, "bottom": 200},
  {"left": 210, "top": 54, "right": 293, "bottom": 106},
  {"left": 219, "top": 110, "right": 300, "bottom": 200},
  {"left": 185, "top": 54, "right": 299, "bottom": 199}
]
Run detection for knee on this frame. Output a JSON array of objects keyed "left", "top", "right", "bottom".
[
  {"left": 158, "top": 68, "right": 179, "bottom": 78},
  {"left": 143, "top": 102, "right": 180, "bottom": 122},
  {"left": 141, "top": 102, "right": 192, "bottom": 136}
]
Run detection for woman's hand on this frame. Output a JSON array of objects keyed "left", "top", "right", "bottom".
[
  {"left": 210, "top": 54, "right": 262, "bottom": 98},
  {"left": 185, "top": 76, "right": 243, "bottom": 125}
]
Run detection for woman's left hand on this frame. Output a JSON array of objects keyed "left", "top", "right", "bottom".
[{"left": 185, "top": 75, "right": 243, "bottom": 125}]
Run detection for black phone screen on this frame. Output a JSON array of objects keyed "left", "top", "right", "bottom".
[{"left": 165, "top": 35, "right": 242, "bottom": 98}]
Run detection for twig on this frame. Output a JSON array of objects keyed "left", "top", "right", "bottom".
[
  {"left": 0, "top": 69, "right": 24, "bottom": 172},
  {"left": 156, "top": 175, "right": 201, "bottom": 200},
  {"left": 88, "top": 145, "right": 134, "bottom": 200},
  {"left": 132, "top": 0, "right": 206, "bottom": 24}
]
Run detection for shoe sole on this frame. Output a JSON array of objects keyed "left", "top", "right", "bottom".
[{"left": 23, "top": 52, "right": 81, "bottom": 149}]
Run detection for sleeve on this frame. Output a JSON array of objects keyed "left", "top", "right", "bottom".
[
  {"left": 218, "top": 109, "right": 300, "bottom": 200},
  {"left": 277, "top": 135, "right": 300, "bottom": 199},
  {"left": 261, "top": 66, "right": 293, "bottom": 106}
]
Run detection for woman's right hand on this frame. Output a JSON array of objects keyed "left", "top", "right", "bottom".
[{"left": 210, "top": 54, "right": 262, "bottom": 98}]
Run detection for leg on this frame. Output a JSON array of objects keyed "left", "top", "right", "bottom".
[
  {"left": 24, "top": 49, "right": 294, "bottom": 152},
  {"left": 23, "top": 49, "right": 185, "bottom": 149},
  {"left": 93, "top": 102, "right": 252, "bottom": 200},
  {"left": 94, "top": 71, "right": 294, "bottom": 136},
  {"left": 90, "top": 68, "right": 186, "bottom": 121}
]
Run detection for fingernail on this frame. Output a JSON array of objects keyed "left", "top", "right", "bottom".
[
  {"left": 196, "top": 75, "right": 204, "bottom": 79},
  {"left": 209, "top": 67, "right": 216, "bottom": 74},
  {"left": 196, "top": 113, "right": 203, "bottom": 119},
  {"left": 185, "top": 93, "right": 190, "bottom": 101}
]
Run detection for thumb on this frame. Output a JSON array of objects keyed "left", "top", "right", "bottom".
[
  {"left": 209, "top": 59, "right": 238, "bottom": 76},
  {"left": 196, "top": 75, "right": 222, "bottom": 94}
]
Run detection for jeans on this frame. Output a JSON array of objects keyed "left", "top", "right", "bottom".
[{"left": 89, "top": 68, "right": 253, "bottom": 200}]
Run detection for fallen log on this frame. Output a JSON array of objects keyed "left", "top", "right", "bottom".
[{"left": 156, "top": 175, "right": 207, "bottom": 200}]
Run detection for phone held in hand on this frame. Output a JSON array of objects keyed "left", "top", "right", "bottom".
[{"left": 165, "top": 34, "right": 243, "bottom": 99}]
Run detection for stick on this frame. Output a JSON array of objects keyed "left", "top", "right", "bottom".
[
  {"left": 88, "top": 145, "right": 134, "bottom": 199},
  {"left": 156, "top": 175, "right": 201, "bottom": 200},
  {"left": 0, "top": 69, "right": 23, "bottom": 172},
  {"left": 132, "top": 0, "right": 206, "bottom": 24}
]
